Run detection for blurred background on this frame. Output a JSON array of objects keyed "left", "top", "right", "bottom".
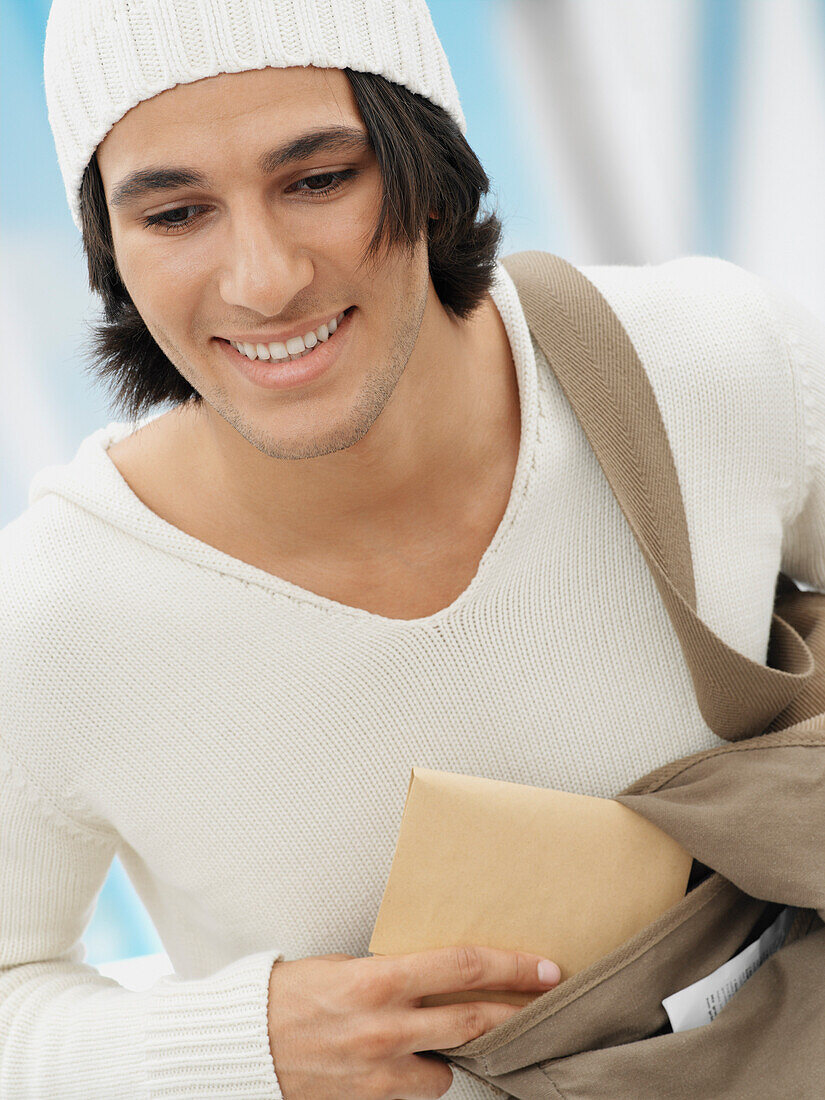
[{"left": 3, "top": 0, "right": 825, "bottom": 982}]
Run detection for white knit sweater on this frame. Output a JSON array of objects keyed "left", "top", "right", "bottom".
[{"left": 2, "top": 254, "right": 825, "bottom": 1099}]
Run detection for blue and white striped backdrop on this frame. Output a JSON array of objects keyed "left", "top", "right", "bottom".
[{"left": 3, "top": 0, "right": 825, "bottom": 973}]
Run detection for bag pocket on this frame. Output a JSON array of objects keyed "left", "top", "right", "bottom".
[
  {"left": 534, "top": 920, "right": 825, "bottom": 1100},
  {"left": 436, "top": 872, "right": 767, "bottom": 1073}
]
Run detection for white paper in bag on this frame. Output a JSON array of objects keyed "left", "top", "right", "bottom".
[{"left": 662, "top": 906, "right": 797, "bottom": 1033}]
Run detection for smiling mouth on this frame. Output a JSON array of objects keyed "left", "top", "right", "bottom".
[
  {"left": 218, "top": 306, "right": 356, "bottom": 362},
  {"left": 213, "top": 303, "right": 357, "bottom": 391}
]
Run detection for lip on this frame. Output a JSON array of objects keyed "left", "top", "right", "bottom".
[
  {"left": 215, "top": 307, "right": 356, "bottom": 391},
  {"left": 223, "top": 310, "right": 351, "bottom": 346}
]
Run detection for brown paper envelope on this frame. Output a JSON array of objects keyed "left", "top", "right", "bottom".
[{"left": 368, "top": 767, "right": 693, "bottom": 1007}]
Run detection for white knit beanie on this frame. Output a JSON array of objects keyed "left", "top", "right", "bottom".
[{"left": 43, "top": 0, "right": 467, "bottom": 233}]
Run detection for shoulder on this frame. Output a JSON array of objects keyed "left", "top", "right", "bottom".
[
  {"left": 1, "top": 492, "right": 130, "bottom": 675},
  {"left": 577, "top": 254, "right": 790, "bottom": 372},
  {"left": 579, "top": 252, "right": 766, "bottom": 298},
  {"left": 577, "top": 252, "right": 797, "bottom": 399},
  {"left": 573, "top": 255, "right": 801, "bottom": 510}
]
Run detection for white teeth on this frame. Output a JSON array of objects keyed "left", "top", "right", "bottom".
[{"left": 229, "top": 310, "right": 347, "bottom": 361}]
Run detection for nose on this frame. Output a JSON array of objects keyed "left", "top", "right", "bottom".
[{"left": 218, "top": 202, "right": 313, "bottom": 317}]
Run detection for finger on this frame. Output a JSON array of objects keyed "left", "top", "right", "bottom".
[
  {"left": 403, "top": 999, "right": 526, "bottom": 1056},
  {"left": 395, "top": 945, "right": 559, "bottom": 1000}
]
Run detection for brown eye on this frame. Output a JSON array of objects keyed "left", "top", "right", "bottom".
[
  {"left": 290, "top": 169, "right": 358, "bottom": 197},
  {"left": 143, "top": 205, "right": 205, "bottom": 233}
]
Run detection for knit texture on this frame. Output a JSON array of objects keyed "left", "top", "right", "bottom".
[
  {"left": 2, "top": 253, "right": 824, "bottom": 1097},
  {"left": 43, "top": 0, "right": 467, "bottom": 232}
]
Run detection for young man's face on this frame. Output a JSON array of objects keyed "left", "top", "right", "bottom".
[{"left": 96, "top": 65, "right": 434, "bottom": 460}]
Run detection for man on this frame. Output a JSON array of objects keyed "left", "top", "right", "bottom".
[
  {"left": 3, "top": 0, "right": 825, "bottom": 1097},
  {"left": 94, "top": 59, "right": 523, "bottom": 623}
]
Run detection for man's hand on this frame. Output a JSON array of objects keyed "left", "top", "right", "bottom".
[{"left": 267, "top": 945, "right": 561, "bottom": 1099}]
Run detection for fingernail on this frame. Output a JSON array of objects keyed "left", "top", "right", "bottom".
[{"left": 537, "top": 959, "right": 561, "bottom": 985}]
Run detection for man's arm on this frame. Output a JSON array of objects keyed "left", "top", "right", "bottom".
[
  {"left": 756, "top": 275, "right": 825, "bottom": 593},
  {"left": 0, "top": 743, "right": 285, "bottom": 1098}
]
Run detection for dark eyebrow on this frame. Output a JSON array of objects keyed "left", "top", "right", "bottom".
[{"left": 108, "top": 125, "right": 371, "bottom": 209}]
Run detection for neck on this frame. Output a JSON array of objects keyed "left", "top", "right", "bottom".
[{"left": 169, "top": 291, "right": 518, "bottom": 559}]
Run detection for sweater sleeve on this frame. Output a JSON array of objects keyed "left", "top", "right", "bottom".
[
  {"left": 0, "top": 743, "right": 286, "bottom": 1099},
  {"left": 755, "top": 275, "right": 825, "bottom": 592}
]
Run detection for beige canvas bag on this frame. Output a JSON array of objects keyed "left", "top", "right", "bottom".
[{"left": 431, "top": 251, "right": 825, "bottom": 1098}]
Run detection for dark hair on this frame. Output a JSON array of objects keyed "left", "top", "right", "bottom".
[{"left": 77, "top": 68, "right": 504, "bottom": 422}]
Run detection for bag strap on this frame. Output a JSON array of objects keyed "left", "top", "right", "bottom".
[{"left": 501, "top": 249, "right": 813, "bottom": 741}]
